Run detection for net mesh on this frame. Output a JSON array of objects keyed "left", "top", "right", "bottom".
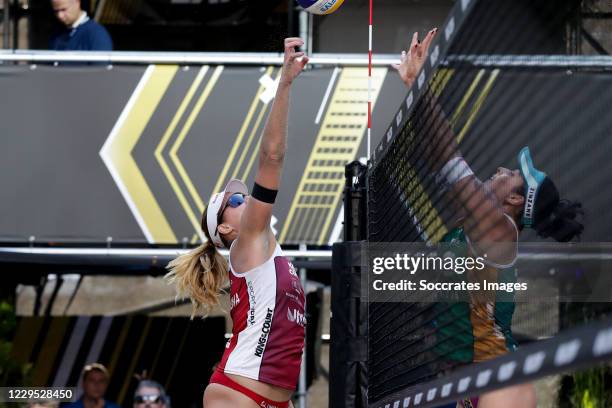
[{"left": 366, "top": 0, "right": 612, "bottom": 403}]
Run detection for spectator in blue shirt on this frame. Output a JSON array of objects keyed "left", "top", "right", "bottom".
[
  {"left": 64, "top": 363, "right": 120, "bottom": 408},
  {"left": 49, "top": 0, "right": 112, "bottom": 51}
]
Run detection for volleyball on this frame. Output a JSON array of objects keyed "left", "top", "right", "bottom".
[{"left": 296, "top": 0, "right": 344, "bottom": 15}]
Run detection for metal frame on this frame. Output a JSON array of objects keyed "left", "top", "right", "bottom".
[
  {"left": 0, "top": 50, "right": 399, "bottom": 65},
  {"left": 0, "top": 246, "right": 333, "bottom": 278},
  {"left": 445, "top": 54, "right": 612, "bottom": 68},
  {"left": 2, "top": 245, "right": 612, "bottom": 263},
  {"left": 0, "top": 246, "right": 331, "bottom": 258}
]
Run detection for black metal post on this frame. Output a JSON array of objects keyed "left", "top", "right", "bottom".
[
  {"left": 11, "top": 0, "right": 17, "bottom": 49},
  {"left": 344, "top": 161, "right": 367, "bottom": 241},
  {"left": 329, "top": 161, "right": 369, "bottom": 407},
  {"left": 330, "top": 242, "right": 368, "bottom": 408},
  {"left": 2, "top": 0, "right": 9, "bottom": 49},
  {"left": 45, "top": 276, "right": 64, "bottom": 317},
  {"left": 33, "top": 275, "right": 48, "bottom": 316}
]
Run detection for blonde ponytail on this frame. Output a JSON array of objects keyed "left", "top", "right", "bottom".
[{"left": 165, "top": 238, "right": 228, "bottom": 318}]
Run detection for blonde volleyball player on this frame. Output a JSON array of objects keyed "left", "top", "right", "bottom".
[
  {"left": 394, "top": 29, "right": 583, "bottom": 408},
  {"left": 166, "top": 38, "right": 309, "bottom": 408}
]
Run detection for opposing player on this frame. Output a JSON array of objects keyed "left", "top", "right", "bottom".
[
  {"left": 394, "top": 29, "right": 583, "bottom": 408},
  {"left": 165, "top": 38, "right": 309, "bottom": 408}
]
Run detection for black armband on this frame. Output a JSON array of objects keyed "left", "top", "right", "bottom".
[{"left": 252, "top": 182, "right": 278, "bottom": 204}]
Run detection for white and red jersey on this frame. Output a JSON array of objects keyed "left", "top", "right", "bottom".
[{"left": 218, "top": 243, "right": 306, "bottom": 390}]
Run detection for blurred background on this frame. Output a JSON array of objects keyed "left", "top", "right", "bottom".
[
  {"left": 2, "top": 0, "right": 458, "bottom": 52},
  {"left": 1, "top": 1, "right": 612, "bottom": 407}
]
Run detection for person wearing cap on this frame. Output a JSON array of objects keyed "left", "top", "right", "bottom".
[
  {"left": 395, "top": 30, "right": 583, "bottom": 408},
  {"left": 64, "top": 363, "right": 120, "bottom": 408},
  {"left": 165, "top": 37, "right": 309, "bottom": 408}
]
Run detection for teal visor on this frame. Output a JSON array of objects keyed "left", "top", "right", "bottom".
[{"left": 518, "top": 147, "right": 547, "bottom": 227}]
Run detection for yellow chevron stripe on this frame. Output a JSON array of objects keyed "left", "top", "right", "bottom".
[
  {"left": 451, "top": 69, "right": 485, "bottom": 128},
  {"left": 108, "top": 316, "right": 133, "bottom": 376},
  {"left": 396, "top": 66, "right": 460, "bottom": 243},
  {"left": 300, "top": 208, "right": 326, "bottom": 242},
  {"left": 456, "top": 69, "right": 500, "bottom": 143},
  {"left": 171, "top": 66, "right": 225, "bottom": 223},
  {"left": 406, "top": 170, "right": 448, "bottom": 243},
  {"left": 405, "top": 68, "right": 495, "bottom": 240},
  {"left": 117, "top": 317, "right": 153, "bottom": 405},
  {"left": 280, "top": 68, "right": 387, "bottom": 244},
  {"left": 299, "top": 191, "right": 339, "bottom": 196},
  {"left": 237, "top": 104, "right": 268, "bottom": 181},
  {"left": 239, "top": 70, "right": 282, "bottom": 181},
  {"left": 32, "top": 317, "right": 70, "bottom": 386},
  {"left": 10, "top": 317, "right": 44, "bottom": 364},
  {"left": 155, "top": 66, "right": 209, "bottom": 238},
  {"left": 100, "top": 65, "right": 178, "bottom": 243},
  {"left": 232, "top": 72, "right": 276, "bottom": 181},
  {"left": 211, "top": 67, "right": 273, "bottom": 195},
  {"left": 410, "top": 67, "right": 462, "bottom": 242},
  {"left": 294, "top": 204, "right": 335, "bottom": 209},
  {"left": 431, "top": 68, "right": 455, "bottom": 97}
]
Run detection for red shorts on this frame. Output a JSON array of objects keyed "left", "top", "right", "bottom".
[{"left": 209, "top": 370, "right": 290, "bottom": 408}]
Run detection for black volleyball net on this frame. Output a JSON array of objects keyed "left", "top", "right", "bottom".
[{"left": 364, "top": 0, "right": 612, "bottom": 407}]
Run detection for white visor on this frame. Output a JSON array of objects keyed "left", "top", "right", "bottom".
[{"left": 206, "top": 179, "right": 249, "bottom": 248}]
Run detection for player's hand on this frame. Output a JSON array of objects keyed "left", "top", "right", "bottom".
[
  {"left": 393, "top": 28, "right": 437, "bottom": 88},
  {"left": 280, "top": 37, "right": 309, "bottom": 86}
]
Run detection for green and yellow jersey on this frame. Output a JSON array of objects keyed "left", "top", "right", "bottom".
[{"left": 435, "top": 216, "right": 518, "bottom": 363}]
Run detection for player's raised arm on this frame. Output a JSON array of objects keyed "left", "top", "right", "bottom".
[
  {"left": 239, "top": 37, "right": 309, "bottom": 240},
  {"left": 394, "top": 29, "right": 515, "bottom": 260},
  {"left": 393, "top": 28, "right": 437, "bottom": 88}
]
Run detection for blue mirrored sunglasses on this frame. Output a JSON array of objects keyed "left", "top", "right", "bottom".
[
  {"left": 217, "top": 193, "right": 246, "bottom": 226},
  {"left": 226, "top": 192, "right": 246, "bottom": 208}
]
